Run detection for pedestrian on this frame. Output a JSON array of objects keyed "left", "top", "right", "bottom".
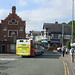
[
  {"left": 62, "top": 46, "right": 65, "bottom": 57},
  {"left": 70, "top": 47, "right": 74, "bottom": 62},
  {"left": 66, "top": 48, "right": 68, "bottom": 54}
]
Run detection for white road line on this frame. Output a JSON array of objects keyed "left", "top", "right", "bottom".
[{"left": 0, "top": 58, "right": 17, "bottom": 61}]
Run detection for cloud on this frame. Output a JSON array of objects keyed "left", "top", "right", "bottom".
[
  {"left": 31, "top": 0, "right": 45, "bottom": 4},
  {"left": 0, "top": 0, "right": 75, "bottom": 33},
  {"left": 18, "top": 0, "right": 74, "bottom": 32},
  {"left": 17, "top": 0, "right": 28, "bottom": 6},
  {"left": 18, "top": 7, "right": 70, "bottom": 32},
  {"left": 0, "top": 9, "right": 9, "bottom": 22}
]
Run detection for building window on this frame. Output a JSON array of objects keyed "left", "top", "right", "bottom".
[
  {"left": 54, "top": 34, "right": 58, "bottom": 39},
  {"left": 46, "top": 28, "right": 48, "bottom": 30},
  {"left": 3, "top": 34, "right": 7, "bottom": 40},
  {"left": 49, "top": 33, "right": 51, "bottom": 35},
  {"left": 3, "top": 34, "right": 6, "bottom": 38},
  {"left": 8, "top": 30, "right": 18, "bottom": 37},
  {"left": 12, "top": 19, "right": 15, "bottom": 22},
  {"left": 3, "top": 26, "right": 7, "bottom": 31},
  {"left": 19, "top": 26, "right": 23, "bottom": 31},
  {"left": 8, "top": 18, "right": 18, "bottom": 25},
  {"left": 10, "top": 44, "right": 16, "bottom": 51},
  {"left": 10, "top": 44, "right": 16, "bottom": 53}
]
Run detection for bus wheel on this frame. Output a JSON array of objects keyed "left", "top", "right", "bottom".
[{"left": 22, "top": 56, "right": 25, "bottom": 58}]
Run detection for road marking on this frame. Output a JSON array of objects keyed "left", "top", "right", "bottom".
[
  {"left": 0, "top": 58, "right": 17, "bottom": 61},
  {"left": 63, "top": 61, "right": 69, "bottom": 75},
  {"left": 63, "top": 61, "right": 66, "bottom": 75},
  {"left": 65, "top": 63, "right": 69, "bottom": 75}
]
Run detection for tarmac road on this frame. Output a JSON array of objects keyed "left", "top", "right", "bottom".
[{"left": 0, "top": 50, "right": 71, "bottom": 75}]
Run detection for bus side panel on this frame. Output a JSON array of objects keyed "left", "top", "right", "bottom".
[{"left": 30, "top": 40, "right": 35, "bottom": 56}]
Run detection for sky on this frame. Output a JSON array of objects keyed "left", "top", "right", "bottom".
[{"left": 0, "top": 0, "right": 75, "bottom": 33}]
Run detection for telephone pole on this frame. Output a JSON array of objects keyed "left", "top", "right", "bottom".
[{"left": 71, "top": 0, "right": 74, "bottom": 44}]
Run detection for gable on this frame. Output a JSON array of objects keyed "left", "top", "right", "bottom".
[{"left": 1, "top": 6, "right": 25, "bottom": 25}]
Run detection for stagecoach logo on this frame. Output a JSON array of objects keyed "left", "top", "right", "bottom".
[
  {"left": 22, "top": 44, "right": 26, "bottom": 46},
  {"left": 18, "top": 44, "right": 29, "bottom": 47}
]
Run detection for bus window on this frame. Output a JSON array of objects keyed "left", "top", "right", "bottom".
[{"left": 20, "top": 40, "right": 23, "bottom": 42}]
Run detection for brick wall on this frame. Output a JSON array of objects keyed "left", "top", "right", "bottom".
[
  {"left": 0, "top": 6, "right": 26, "bottom": 42},
  {"left": 0, "top": 6, "right": 26, "bottom": 53}
]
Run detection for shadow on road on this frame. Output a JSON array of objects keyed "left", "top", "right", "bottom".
[
  {"left": 22, "top": 50, "right": 62, "bottom": 59},
  {"left": 34, "top": 55, "right": 61, "bottom": 59}
]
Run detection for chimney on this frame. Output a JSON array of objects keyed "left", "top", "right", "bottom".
[
  {"left": 12, "top": 6, "right": 16, "bottom": 14},
  {"left": 55, "top": 21, "right": 58, "bottom": 24}
]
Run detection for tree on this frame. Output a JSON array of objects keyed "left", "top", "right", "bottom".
[
  {"left": 68, "top": 20, "right": 75, "bottom": 40},
  {"left": 61, "top": 22, "right": 66, "bottom": 24},
  {"left": 67, "top": 40, "right": 71, "bottom": 50}
]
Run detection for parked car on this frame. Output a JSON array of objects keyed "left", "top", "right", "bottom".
[
  {"left": 34, "top": 46, "right": 44, "bottom": 55},
  {"left": 57, "top": 47, "right": 62, "bottom": 52}
]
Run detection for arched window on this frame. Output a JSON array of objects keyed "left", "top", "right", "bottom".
[{"left": 9, "top": 18, "right": 18, "bottom": 25}]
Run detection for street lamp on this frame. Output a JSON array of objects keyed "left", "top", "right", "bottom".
[
  {"left": 71, "top": 0, "right": 74, "bottom": 44},
  {"left": 62, "top": 24, "right": 64, "bottom": 50}
]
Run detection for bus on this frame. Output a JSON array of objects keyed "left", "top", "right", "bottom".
[
  {"left": 16, "top": 39, "right": 44, "bottom": 57},
  {"left": 16, "top": 39, "right": 35, "bottom": 57}
]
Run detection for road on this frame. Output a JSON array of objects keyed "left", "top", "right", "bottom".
[{"left": 0, "top": 50, "right": 70, "bottom": 75}]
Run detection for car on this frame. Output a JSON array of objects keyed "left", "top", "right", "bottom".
[
  {"left": 34, "top": 46, "right": 44, "bottom": 55},
  {"left": 57, "top": 47, "right": 62, "bottom": 52}
]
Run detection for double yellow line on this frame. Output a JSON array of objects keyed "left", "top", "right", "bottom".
[{"left": 63, "top": 61, "right": 69, "bottom": 75}]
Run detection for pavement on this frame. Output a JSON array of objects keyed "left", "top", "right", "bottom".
[{"left": 61, "top": 53, "right": 75, "bottom": 75}]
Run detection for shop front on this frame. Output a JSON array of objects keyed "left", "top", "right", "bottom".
[{"left": 50, "top": 41, "right": 60, "bottom": 50}]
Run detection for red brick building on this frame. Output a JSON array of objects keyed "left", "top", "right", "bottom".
[{"left": 0, "top": 6, "right": 26, "bottom": 53}]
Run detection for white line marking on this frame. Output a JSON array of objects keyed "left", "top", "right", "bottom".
[{"left": 0, "top": 58, "right": 17, "bottom": 61}]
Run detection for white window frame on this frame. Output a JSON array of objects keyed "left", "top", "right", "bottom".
[{"left": 8, "top": 18, "right": 18, "bottom": 25}]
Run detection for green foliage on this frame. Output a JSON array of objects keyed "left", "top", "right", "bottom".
[
  {"left": 67, "top": 40, "right": 71, "bottom": 50},
  {"left": 61, "top": 22, "right": 66, "bottom": 24},
  {"left": 68, "top": 20, "right": 75, "bottom": 39}
]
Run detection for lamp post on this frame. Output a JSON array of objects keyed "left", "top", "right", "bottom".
[
  {"left": 71, "top": 0, "right": 74, "bottom": 44},
  {"left": 62, "top": 24, "right": 64, "bottom": 50}
]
